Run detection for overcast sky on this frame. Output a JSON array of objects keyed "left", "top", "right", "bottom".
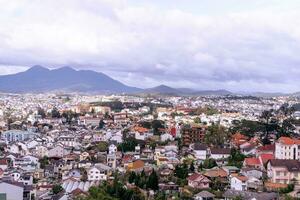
[{"left": 0, "top": 0, "right": 300, "bottom": 92}]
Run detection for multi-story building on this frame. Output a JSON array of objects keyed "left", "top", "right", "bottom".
[
  {"left": 275, "top": 137, "right": 300, "bottom": 160},
  {"left": 1, "top": 130, "right": 38, "bottom": 142},
  {"left": 267, "top": 159, "right": 300, "bottom": 184},
  {"left": 181, "top": 125, "right": 207, "bottom": 146}
]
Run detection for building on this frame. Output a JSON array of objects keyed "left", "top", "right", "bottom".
[
  {"left": 193, "top": 143, "right": 208, "bottom": 160},
  {"left": 267, "top": 159, "right": 300, "bottom": 184},
  {"left": 188, "top": 173, "right": 211, "bottom": 189},
  {"left": 230, "top": 174, "right": 248, "bottom": 191},
  {"left": 182, "top": 125, "right": 207, "bottom": 146},
  {"left": 275, "top": 137, "right": 300, "bottom": 160},
  {"left": 1, "top": 130, "right": 38, "bottom": 142},
  {"left": 0, "top": 181, "right": 24, "bottom": 200},
  {"left": 87, "top": 164, "right": 112, "bottom": 181}
]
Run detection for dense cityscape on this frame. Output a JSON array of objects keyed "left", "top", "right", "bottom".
[{"left": 1, "top": 93, "right": 300, "bottom": 199}]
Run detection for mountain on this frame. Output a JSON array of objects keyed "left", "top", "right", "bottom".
[
  {"left": 142, "top": 85, "right": 232, "bottom": 96},
  {"left": 143, "top": 85, "right": 181, "bottom": 95},
  {"left": 0, "top": 66, "right": 141, "bottom": 93}
]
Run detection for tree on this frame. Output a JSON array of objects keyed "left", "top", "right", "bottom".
[
  {"left": 152, "top": 120, "right": 165, "bottom": 135},
  {"left": 97, "top": 141, "right": 108, "bottom": 152},
  {"left": 51, "top": 107, "right": 61, "bottom": 118},
  {"left": 228, "top": 148, "right": 246, "bottom": 168},
  {"left": 202, "top": 158, "right": 217, "bottom": 169},
  {"left": 128, "top": 171, "right": 136, "bottom": 184},
  {"left": 205, "top": 124, "right": 229, "bottom": 147},
  {"left": 39, "top": 156, "right": 49, "bottom": 169},
  {"left": 193, "top": 117, "right": 201, "bottom": 124},
  {"left": 189, "top": 162, "right": 195, "bottom": 172},
  {"left": 98, "top": 119, "right": 105, "bottom": 129},
  {"left": 174, "top": 164, "right": 188, "bottom": 179},
  {"left": 37, "top": 107, "right": 46, "bottom": 118},
  {"left": 146, "top": 169, "right": 159, "bottom": 190},
  {"left": 52, "top": 184, "right": 63, "bottom": 194}
]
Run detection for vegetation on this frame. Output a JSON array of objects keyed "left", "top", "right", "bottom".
[
  {"left": 52, "top": 184, "right": 63, "bottom": 194},
  {"left": 227, "top": 148, "right": 246, "bottom": 168},
  {"left": 205, "top": 124, "right": 230, "bottom": 147},
  {"left": 117, "top": 137, "right": 138, "bottom": 152},
  {"left": 202, "top": 158, "right": 217, "bottom": 169}
]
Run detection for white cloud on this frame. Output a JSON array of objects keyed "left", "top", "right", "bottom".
[{"left": 0, "top": 0, "right": 300, "bottom": 92}]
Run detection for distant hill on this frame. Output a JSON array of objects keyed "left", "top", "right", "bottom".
[
  {"left": 142, "top": 84, "right": 232, "bottom": 96},
  {"left": 0, "top": 66, "right": 141, "bottom": 93},
  {"left": 143, "top": 85, "right": 181, "bottom": 95}
]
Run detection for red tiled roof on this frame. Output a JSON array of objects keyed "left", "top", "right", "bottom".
[
  {"left": 0, "top": 159, "right": 7, "bottom": 165},
  {"left": 278, "top": 137, "right": 300, "bottom": 145},
  {"left": 244, "top": 157, "right": 261, "bottom": 166},
  {"left": 260, "top": 154, "right": 274, "bottom": 164},
  {"left": 257, "top": 144, "right": 275, "bottom": 152}
]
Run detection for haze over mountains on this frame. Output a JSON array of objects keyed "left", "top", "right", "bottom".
[{"left": 0, "top": 66, "right": 296, "bottom": 96}]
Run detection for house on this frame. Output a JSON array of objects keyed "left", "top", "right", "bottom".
[
  {"left": 256, "top": 144, "right": 275, "bottom": 156},
  {"left": 160, "top": 133, "right": 174, "bottom": 142},
  {"left": 231, "top": 132, "right": 248, "bottom": 147},
  {"left": 258, "top": 154, "right": 274, "bottom": 167},
  {"left": 275, "top": 137, "right": 300, "bottom": 160},
  {"left": 193, "top": 143, "right": 207, "bottom": 160},
  {"left": 1, "top": 130, "right": 38, "bottom": 142},
  {"left": 133, "top": 127, "right": 153, "bottom": 141},
  {"left": 243, "top": 157, "right": 261, "bottom": 169},
  {"left": 87, "top": 164, "right": 112, "bottom": 181},
  {"left": 0, "top": 181, "right": 24, "bottom": 200},
  {"left": 230, "top": 174, "right": 248, "bottom": 191},
  {"left": 241, "top": 168, "right": 264, "bottom": 179},
  {"left": 158, "top": 182, "right": 179, "bottom": 194},
  {"left": 48, "top": 145, "right": 65, "bottom": 158},
  {"left": 0, "top": 158, "right": 8, "bottom": 171},
  {"left": 210, "top": 148, "right": 231, "bottom": 164},
  {"left": 127, "top": 160, "right": 145, "bottom": 172},
  {"left": 188, "top": 173, "right": 211, "bottom": 189},
  {"left": 194, "top": 191, "right": 215, "bottom": 200},
  {"left": 223, "top": 189, "right": 277, "bottom": 200},
  {"left": 267, "top": 159, "right": 300, "bottom": 184}
]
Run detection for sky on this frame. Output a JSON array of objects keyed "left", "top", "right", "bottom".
[{"left": 0, "top": 0, "right": 300, "bottom": 92}]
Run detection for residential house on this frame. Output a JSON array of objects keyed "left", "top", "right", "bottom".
[{"left": 188, "top": 173, "right": 211, "bottom": 189}]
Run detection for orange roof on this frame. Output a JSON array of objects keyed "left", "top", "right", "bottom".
[
  {"left": 260, "top": 154, "right": 274, "bottom": 164},
  {"left": 232, "top": 174, "right": 248, "bottom": 182},
  {"left": 204, "top": 168, "right": 227, "bottom": 178},
  {"left": 232, "top": 132, "right": 248, "bottom": 140},
  {"left": 232, "top": 132, "right": 249, "bottom": 145},
  {"left": 278, "top": 137, "right": 300, "bottom": 145},
  {"left": 133, "top": 126, "right": 149, "bottom": 133},
  {"left": 128, "top": 160, "right": 145, "bottom": 170},
  {"left": 244, "top": 157, "right": 261, "bottom": 166},
  {"left": 265, "top": 182, "right": 287, "bottom": 189}
]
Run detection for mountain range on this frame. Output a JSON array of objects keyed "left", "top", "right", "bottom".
[{"left": 0, "top": 66, "right": 296, "bottom": 96}]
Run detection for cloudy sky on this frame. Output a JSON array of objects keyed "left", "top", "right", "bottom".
[{"left": 0, "top": 0, "right": 300, "bottom": 92}]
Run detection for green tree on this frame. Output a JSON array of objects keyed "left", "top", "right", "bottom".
[
  {"left": 202, "top": 158, "right": 217, "bottom": 169},
  {"left": 39, "top": 156, "right": 49, "bottom": 169},
  {"left": 146, "top": 169, "right": 159, "bottom": 190},
  {"left": 205, "top": 124, "right": 229, "bottom": 147},
  {"left": 228, "top": 148, "right": 246, "bottom": 168},
  {"left": 98, "top": 119, "right": 105, "bottom": 129},
  {"left": 97, "top": 141, "right": 108, "bottom": 152},
  {"left": 193, "top": 117, "right": 201, "bottom": 124},
  {"left": 52, "top": 184, "right": 63, "bottom": 194},
  {"left": 51, "top": 107, "right": 61, "bottom": 118}
]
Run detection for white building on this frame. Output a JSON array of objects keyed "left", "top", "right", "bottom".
[
  {"left": 230, "top": 175, "right": 248, "bottom": 191},
  {"left": 1, "top": 130, "right": 38, "bottom": 142},
  {"left": 275, "top": 137, "right": 300, "bottom": 160},
  {"left": 87, "top": 164, "right": 112, "bottom": 181}
]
